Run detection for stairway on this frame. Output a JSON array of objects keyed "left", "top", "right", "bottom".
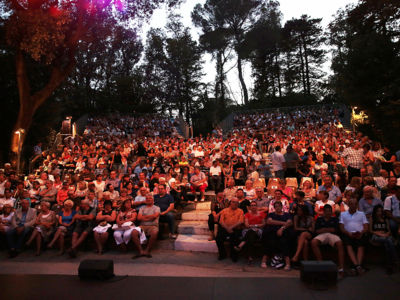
[{"left": 174, "top": 192, "right": 218, "bottom": 253}]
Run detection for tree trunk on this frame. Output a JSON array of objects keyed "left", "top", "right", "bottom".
[
  {"left": 11, "top": 50, "right": 75, "bottom": 162},
  {"left": 275, "top": 54, "right": 282, "bottom": 98},
  {"left": 237, "top": 55, "right": 249, "bottom": 105},
  {"left": 298, "top": 44, "right": 307, "bottom": 94},
  {"left": 302, "top": 37, "right": 311, "bottom": 94}
]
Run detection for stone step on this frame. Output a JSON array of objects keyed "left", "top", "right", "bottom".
[
  {"left": 177, "top": 221, "right": 210, "bottom": 235},
  {"left": 174, "top": 234, "right": 218, "bottom": 253},
  {"left": 181, "top": 210, "right": 209, "bottom": 221},
  {"left": 184, "top": 201, "right": 211, "bottom": 211}
]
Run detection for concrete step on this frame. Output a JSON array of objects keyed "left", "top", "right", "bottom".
[
  {"left": 177, "top": 221, "right": 210, "bottom": 235},
  {"left": 181, "top": 210, "right": 209, "bottom": 221},
  {"left": 174, "top": 234, "right": 218, "bottom": 253},
  {"left": 184, "top": 201, "right": 211, "bottom": 211}
]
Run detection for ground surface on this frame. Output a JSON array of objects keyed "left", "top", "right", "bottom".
[{"left": 0, "top": 246, "right": 399, "bottom": 300}]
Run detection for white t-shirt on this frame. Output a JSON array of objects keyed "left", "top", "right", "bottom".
[
  {"left": 0, "top": 197, "right": 15, "bottom": 208},
  {"left": 209, "top": 166, "right": 222, "bottom": 176},
  {"left": 271, "top": 151, "right": 285, "bottom": 171},
  {"left": 384, "top": 195, "right": 400, "bottom": 218},
  {"left": 339, "top": 210, "right": 368, "bottom": 232},
  {"left": 315, "top": 200, "right": 336, "bottom": 215}
]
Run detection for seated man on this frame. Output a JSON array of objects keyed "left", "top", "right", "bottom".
[
  {"left": 68, "top": 200, "right": 96, "bottom": 258},
  {"left": 254, "top": 187, "right": 269, "bottom": 213},
  {"left": 133, "top": 194, "right": 160, "bottom": 258},
  {"left": 7, "top": 199, "right": 36, "bottom": 257},
  {"left": 339, "top": 198, "right": 369, "bottom": 275},
  {"left": 215, "top": 197, "right": 244, "bottom": 262},
  {"left": 154, "top": 184, "right": 176, "bottom": 239},
  {"left": 261, "top": 201, "right": 293, "bottom": 270},
  {"left": 190, "top": 166, "right": 208, "bottom": 202},
  {"left": 223, "top": 178, "right": 237, "bottom": 201},
  {"left": 311, "top": 204, "right": 345, "bottom": 277},
  {"left": 209, "top": 160, "right": 222, "bottom": 193}
]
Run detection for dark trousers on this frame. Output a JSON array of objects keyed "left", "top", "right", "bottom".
[
  {"left": 159, "top": 212, "right": 175, "bottom": 234},
  {"left": 347, "top": 166, "right": 361, "bottom": 181},
  {"left": 215, "top": 226, "right": 241, "bottom": 258},
  {"left": 285, "top": 168, "right": 297, "bottom": 178},
  {"left": 210, "top": 176, "right": 222, "bottom": 193},
  {"left": 243, "top": 229, "right": 260, "bottom": 258},
  {"left": 262, "top": 229, "right": 292, "bottom": 257},
  {"left": 6, "top": 226, "right": 32, "bottom": 251},
  {"left": 208, "top": 214, "right": 218, "bottom": 231}
]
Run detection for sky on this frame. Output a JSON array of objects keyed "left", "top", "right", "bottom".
[{"left": 139, "top": 0, "right": 358, "bottom": 103}]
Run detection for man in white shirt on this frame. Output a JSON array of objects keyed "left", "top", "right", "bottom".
[
  {"left": 271, "top": 146, "right": 285, "bottom": 179},
  {"left": 384, "top": 186, "right": 400, "bottom": 238},
  {"left": 209, "top": 161, "right": 222, "bottom": 193},
  {"left": 339, "top": 198, "right": 369, "bottom": 275}
]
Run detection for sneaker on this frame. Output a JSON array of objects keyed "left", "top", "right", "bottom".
[
  {"left": 261, "top": 262, "right": 267, "bottom": 269},
  {"left": 169, "top": 233, "right": 178, "bottom": 239},
  {"left": 274, "top": 262, "right": 285, "bottom": 269},
  {"left": 200, "top": 198, "right": 205, "bottom": 202},
  {"left": 284, "top": 265, "right": 291, "bottom": 271}
]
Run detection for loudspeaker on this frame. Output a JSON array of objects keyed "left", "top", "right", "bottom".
[
  {"left": 300, "top": 261, "right": 337, "bottom": 287},
  {"left": 78, "top": 259, "right": 114, "bottom": 280}
]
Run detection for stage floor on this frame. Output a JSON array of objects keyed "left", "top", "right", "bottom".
[{"left": 0, "top": 273, "right": 399, "bottom": 300}]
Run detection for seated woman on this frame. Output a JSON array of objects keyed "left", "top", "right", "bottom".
[
  {"left": 291, "top": 205, "right": 314, "bottom": 263},
  {"left": 47, "top": 200, "right": 76, "bottom": 255},
  {"left": 26, "top": 201, "right": 56, "bottom": 256},
  {"left": 113, "top": 200, "right": 141, "bottom": 252},
  {"left": 261, "top": 201, "right": 293, "bottom": 271},
  {"left": 300, "top": 179, "right": 316, "bottom": 202},
  {"left": 235, "top": 200, "right": 266, "bottom": 264},
  {"left": 370, "top": 205, "right": 399, "bottom": 274},
  {"left": 243, "top": 180, "right": 257, "bottom": 201},
  {"left": 0, "top": 204, "right": 14, "bottom": 237},
  {"left": 93, "top": 200, "right": 116, "bottom": 255}
]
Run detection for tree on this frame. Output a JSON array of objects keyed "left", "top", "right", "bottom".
[
  {"left": 329, "top": 0, "right": 400, "bottom": 147},
  {"left": 243, "top": 1, "right": 282, "bottom": 100},
  {"left": 192, "top": 1, "right": 231, "bottom": 109},
  {"left": 4, "top": 0, "right": 179, "bottom": 159},
  {"left": 192, "top": 0, "right": 266, "bottom": 105},
  {"left": 282, "top": 15, "right": 325, "bottom": 95}
]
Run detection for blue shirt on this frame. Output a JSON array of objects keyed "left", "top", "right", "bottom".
[
  {"left": 154, "top": 194, "right": 174, "bottom": 212},
  {"left": 318, "top": 185, "right": 342, "bottom": 201}
]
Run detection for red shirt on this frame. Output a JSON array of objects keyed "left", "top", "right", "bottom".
[{"left": 245, "top": 212, "right": 266, "bottom": 225}]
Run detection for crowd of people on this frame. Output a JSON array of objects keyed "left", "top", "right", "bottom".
[{"left": 1, "top": 107, "right": 400, "bottom": 277}]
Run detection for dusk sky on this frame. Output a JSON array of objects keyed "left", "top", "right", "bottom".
[{"left": 141, "top": 0, "right": 358, "bottom": 103}]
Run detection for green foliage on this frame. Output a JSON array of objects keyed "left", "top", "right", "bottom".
[{"left": 329, "top": 0, "right": 400, "bottom": 147}]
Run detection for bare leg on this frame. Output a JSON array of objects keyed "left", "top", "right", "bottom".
[
  {"left": 335, "top": 241, "right": 345, "bottom": 270},
  {"left": 72, "top": 232, "right": 88, "bottom": 250},
  {"left": 58, "top": 233, "right": 65, "bottom": 255},
  {"left": 131, "top": 231, "right": 144, "bottom": 255},
  {"left": 356, "top": 246, "right": 364, "bottom": 266},
  {"left": 48, "top": 228, "right": 62, "bottom": 248},
  {"left": 35, "top": 234, "right": 42, "bottom": 256},
  {"left": 94, "top": 232, "right": 102, "bottom": 253},
  {"left": 311, "top": 239, "right": 323, "bottom": 260},
  {"left": 26, "top": 229, "right": 38, "bottom": 246},
  {"left": 144, "top": 233, "right": 158, "bottom": 255},
  {"left": 346, "top": 245, "right": 358, "bottom": 266},
  {"left": 302, "top": 240, "right": 309, "bottom": 260},
  {"left": 293, "top": 232, "right": 311, "bottom": 261}
]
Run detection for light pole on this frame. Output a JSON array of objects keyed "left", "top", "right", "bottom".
[{"left": 15, "top": 128, "right": 25, "bottom": 175}]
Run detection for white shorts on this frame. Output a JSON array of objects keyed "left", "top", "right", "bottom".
[{"left": 313, "top": 233, "right": 341, "bottom": 247}]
